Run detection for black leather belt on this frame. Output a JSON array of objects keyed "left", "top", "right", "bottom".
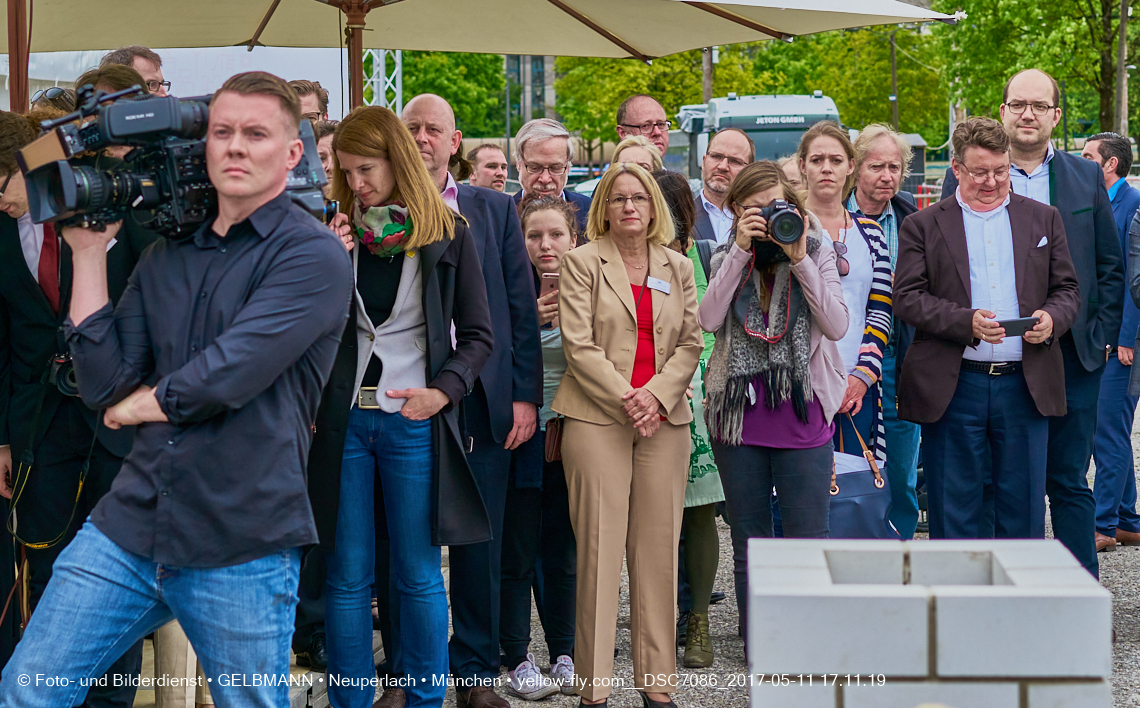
[{"left": 961, "top": 360, "right": 1022, "bottom": 376}]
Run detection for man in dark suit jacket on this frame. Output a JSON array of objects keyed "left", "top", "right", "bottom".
[
  {"left": 940, "top": 71, "right": 1124, "bottom": 576},
  {"left": 509, "top": 118, "right": 592, "bottom": 238},
  {"left": 1080, "top": 133, "right": 1140, "bottom": 552},
  {"left": 897, "top": 117, "right": 1081, "bottom": 540},
  {"left": 0, "top": 113, "right": 155, "bottom": 705},
  {"left": 403, "top": 94, "right": 542, "bottom": 708},
  {"left": 692, "top": 128, "right": 754, "bottom": 244}
]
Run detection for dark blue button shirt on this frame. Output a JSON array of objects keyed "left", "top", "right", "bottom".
[{"left": 65, "top": 191, "right": 353, "bottom": 567}]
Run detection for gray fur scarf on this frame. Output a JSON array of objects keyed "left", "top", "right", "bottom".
[{"left": 704, "top": 231, "right": 822, "bottom": 445}]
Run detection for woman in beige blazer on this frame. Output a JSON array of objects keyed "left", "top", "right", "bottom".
[{"left": 552, "top": 163, "right": 702, "bottom": 708}]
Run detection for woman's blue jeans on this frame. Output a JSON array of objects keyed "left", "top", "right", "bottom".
[{"left": 325, "top": 407, "right": 447, "bottom": 708}]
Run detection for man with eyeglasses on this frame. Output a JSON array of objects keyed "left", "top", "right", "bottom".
[
  {"left": 941, "top": 69, "right": 1124, "bottom": 578},
  {"left": 100, "top": 45, "right": 170, "bottom": 97},
  {"left": 401, "top": 93, "right": 541, "bottom": 708},
  {"left": 694, "top": 128, "right": 754, "bottom": 245},
  {"left": 288, "top": 79, "right": 329, "bottom": 122},
  {"left": 896, "top": 116, "right": 1080, "bottom": 543},
  {"left": 510, "top": 118, "right": 592, "bottom": 236},
  {"left": 615, "top": 94, "right": 672, "bottom": 156}
]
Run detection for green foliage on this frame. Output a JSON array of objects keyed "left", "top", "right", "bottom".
[
  {"left": 555, "top": 46, "right": 768, "bottom": 160},
  {"left": 365, "top": 51, "right": 509, "bottom": 137}
]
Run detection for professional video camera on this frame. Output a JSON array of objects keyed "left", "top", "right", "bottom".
[{"left": 17, "top": 84, "right": 334, "bottom": 240}]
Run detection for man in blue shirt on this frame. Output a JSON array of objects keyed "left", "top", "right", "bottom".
[
  {"left": 1082, "top": 132, "right": 1140, "bottom": 552},
  {"left": 0, "top": 72, "right": 353, "bottom": 708},
  {"left": 941, "top": 69, "right": 1124, "bottom": 577}
]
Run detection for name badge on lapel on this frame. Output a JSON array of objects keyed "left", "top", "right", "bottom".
[{"left": 646, "top": 276, "right": 670, "bottom": 294}]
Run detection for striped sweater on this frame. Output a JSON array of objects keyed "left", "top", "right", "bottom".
[{"left": 848, "top": 215, "right": 893, "bottom": 462}]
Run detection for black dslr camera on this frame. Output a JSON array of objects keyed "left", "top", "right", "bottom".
[
  {"left": 759, "top": 199, "right": 804, "bottom": 245},
  {"left": 17, "top": 84, "right": 334, "bottom": 239}
]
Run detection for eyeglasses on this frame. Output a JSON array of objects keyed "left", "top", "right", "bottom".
[
  {"left": 0, "top": 172, "right": 12, "bottom": 199},
  {"left": 31, "top": 87, "right": 66, "bottom": 103},
  {"left": 1004, "top": 100, "right": 1056, "bottom": 116},
  {"left": 523, "top": 163, "right": 568, "bottom": 176},
  {"left": 607, "top": 193, "right": 651, "bottom": 208},
  {"left": 619, "top": 120, "right": 672, "bottom": 135},
  {"left": 706, "top": 151, "right": 749, "bottom": 170},
  {"left": 301, "top": 111, "right": 323, "bottom": 122},
  {"left": 833, "top": 241, "right": 850, "bottom": 277},
  {"left": 146, "top": 80, "right": 172, "bottom": 93},
  {"left": 965, "top": 166, "right": 1011, "bottom": 183}
]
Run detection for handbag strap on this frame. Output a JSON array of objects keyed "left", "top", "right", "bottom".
[{"left": 844, "top": 411, "right": 884, "bottom": 488}]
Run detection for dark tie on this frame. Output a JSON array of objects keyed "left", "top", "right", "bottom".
[{"left": 38, "top": 222, "right": 60, "bottom": 313}]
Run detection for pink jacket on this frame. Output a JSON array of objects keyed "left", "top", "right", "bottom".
[{"left": 697, "top": 232, "right": 849, "bottom": 424}]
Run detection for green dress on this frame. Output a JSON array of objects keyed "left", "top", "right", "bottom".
[{"left": 683, "top": 242, "right": 725, "bottom": 508}]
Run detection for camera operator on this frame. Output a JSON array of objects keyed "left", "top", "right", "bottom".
[
  {"left": 697, "top": 160, "right": 848, "bottom": 655},
  {"left": 0, "top": 71, "right": 353, "bottom": 708},
  {"left": 0, "top": 107, "right": 158, "bottom": 707}
]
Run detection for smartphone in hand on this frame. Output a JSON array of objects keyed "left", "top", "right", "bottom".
[
  {"left": 540, "top": 272, "right": 560, "bottom": 297},
  {"left": 998, "top": 316, "right": 1040, "bottom": 338}
]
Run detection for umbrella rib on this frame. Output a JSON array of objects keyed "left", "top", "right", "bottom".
[
  {"left": 683, "top": 1, "right": 793, "bottom": 42},
  {"left": 242, "top": 0, "right": 283, "bottom": 51},
  {"left": 543, "top": 0, "right": 653, "bottom": 63}
]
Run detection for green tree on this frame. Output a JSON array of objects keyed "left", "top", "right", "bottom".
[
  {"left": 365, "top": 51, "right": 508, "bottom": 137},
  {"left": 555, "top": 46, "right": 769, "bottom": 162},
  {"left": 749, "top": 27, "right": 950, "bottom": 146},
  {"left": 930, "top": 0, "right": 1134, "bottom": 135}
]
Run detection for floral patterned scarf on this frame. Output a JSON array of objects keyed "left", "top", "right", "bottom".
[{"left": 353, "top": 201, "right": 414, "bottom": 257}]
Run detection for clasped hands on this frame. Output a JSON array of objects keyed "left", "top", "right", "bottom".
[{"left": 622, "top": 387, "right": 664, "bottom": 438}]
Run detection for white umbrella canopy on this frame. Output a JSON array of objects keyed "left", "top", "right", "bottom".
[
  {"left": 3, "top": 0, "right": 952, "bottom": 56},
  {"left": 3, "top": 0, "right": 955, "bottom": 109}
]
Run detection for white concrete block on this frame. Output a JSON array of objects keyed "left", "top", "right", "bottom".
[
  {"left": 825, "top": 549, "right": 904, "bottom": 584},
  {"left": 749, "top": 586, "right": 929, "bottom": 676},
  {"left": 751, "top": 680, "right": 837, "bottom": 708},
  {"left": 747, "top": 539, "right": 832, "bottom": 569},
  {"left": 844, "top": 681, "right": 1019, "bottom": 708},
  {"left": 988, "top": 540, "right": 1084, "bottom": 570},
  {"left": 935, "top": 587, "right": 1112, "bottom": 678},
  {"left": 750, "top": 567, "right": 835, "bottom": 587},
  {"left": 1002, "top": 568, "right": 1102, "bottom": 588},
  {"left": 908, "top": 549, "right": 994, "bottom": 585},
  {"left": 1026, "top": 681, "right": 1112, "bottom": 708}
]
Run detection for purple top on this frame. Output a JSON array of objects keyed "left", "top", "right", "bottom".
[{"left": 740, "top": 375, "right": 834, "bottom": 449}]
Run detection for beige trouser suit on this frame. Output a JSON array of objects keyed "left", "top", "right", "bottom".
[{"left": 552, "top": 237, "right": 702, "bottom": 701}]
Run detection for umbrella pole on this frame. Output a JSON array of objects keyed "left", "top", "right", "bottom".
[
  {"left": 331, "top": 0, "right": 371, "bottom": 109},
  {"left": 7, "top": 0, "right": 29, "bottom": 113}
]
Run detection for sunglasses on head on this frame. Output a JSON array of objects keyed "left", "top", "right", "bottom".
[{"left": 31, "top": 87, "right": 66, "bottom": 103}]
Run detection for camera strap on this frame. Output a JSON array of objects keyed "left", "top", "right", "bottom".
[{"left": 6, "top": 358, "right": 98, "bottom": 551}]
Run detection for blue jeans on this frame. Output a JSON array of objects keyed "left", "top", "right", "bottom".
[
  {"left": 326, "top": 407, "right": 445, "bottom": 708},
  {"left": 0, "top": 521, "right": 299, "bottom": 708},
  {"left": 882, "top": 345, "right": 921, "bottom": 539},
  {"left": 1093, "top": 355, "right": 1140, "bottom": 535}
]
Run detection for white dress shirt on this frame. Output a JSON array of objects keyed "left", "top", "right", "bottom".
[
  {"left": 17, "top": 211, "right": 44, "bottom": 283},
  {"left": 956, "top": 189, "right": 1022, "bottom": 362},
  {"left": 700, "top": 190, "right": 734, "bottom": 245},
  {"left": 1009, "top": 143, "right": 1053, "bottom": 206}
]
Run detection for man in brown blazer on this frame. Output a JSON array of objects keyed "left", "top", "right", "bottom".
[{"left": 894, "top": 117, "right": 1080, "bottom": 539}]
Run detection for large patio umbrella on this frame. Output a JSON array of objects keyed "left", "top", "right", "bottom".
[{"left": 4, "top": 0, "right": 955, "bottom": 112}]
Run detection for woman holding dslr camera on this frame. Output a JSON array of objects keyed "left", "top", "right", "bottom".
[{"left": 697, "top": 161, "right": 848, "bottom": 650}]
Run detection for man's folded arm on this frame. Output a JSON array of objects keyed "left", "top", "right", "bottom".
[{"left": 156, "top": 238, "right": 352, "bottom": 425}]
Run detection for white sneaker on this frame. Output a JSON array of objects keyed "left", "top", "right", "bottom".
[
  {"left": 507, "top": 653, "right": 560, "bottom": 701},
  {"left": 549, "top": 654, "right": 577, "bottom": 695}
]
